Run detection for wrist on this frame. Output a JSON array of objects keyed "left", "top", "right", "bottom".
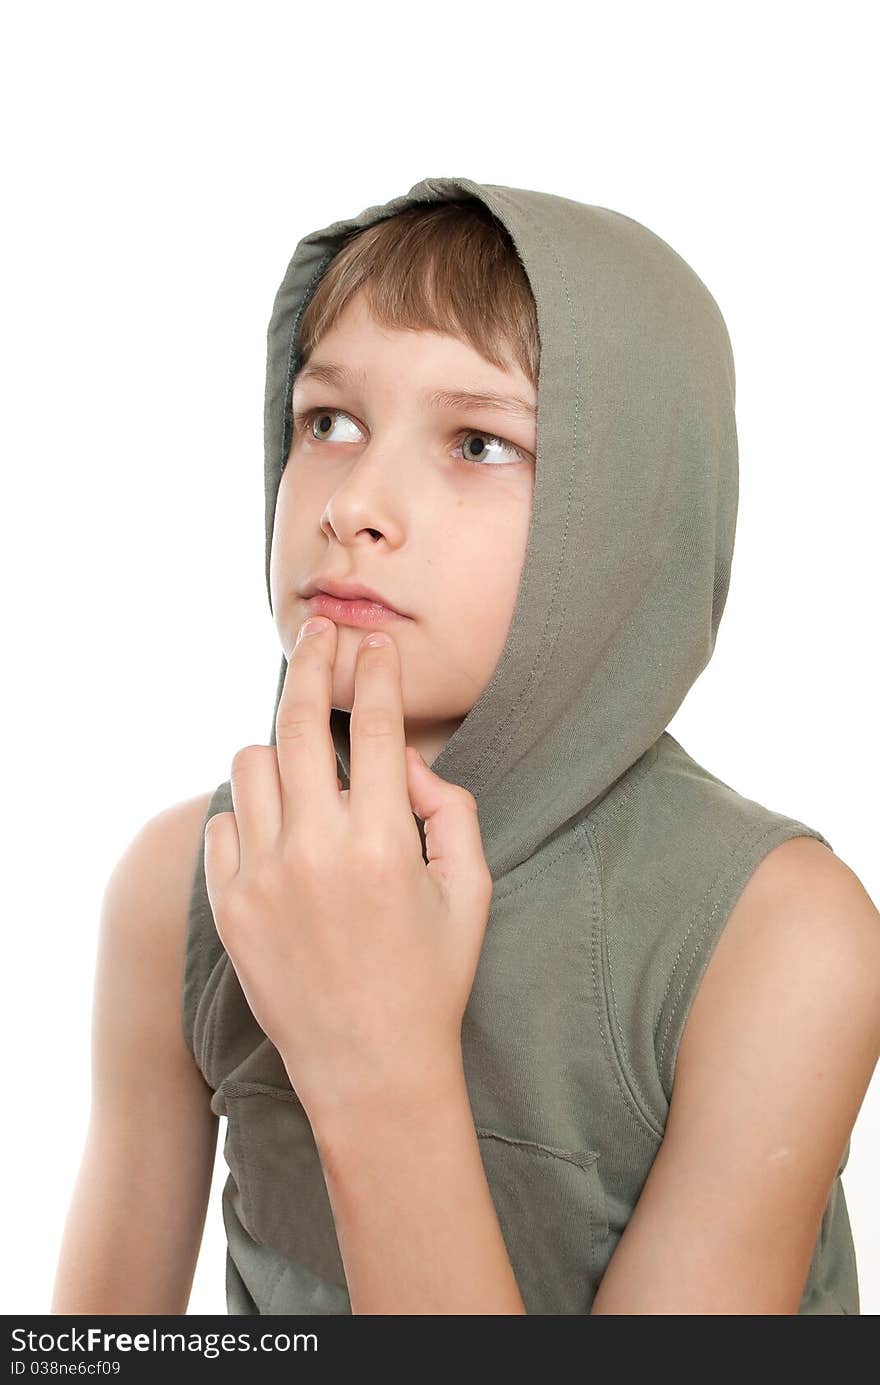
[{"left": 301, "top": 1047, "right": 470, "bottom": 1149}]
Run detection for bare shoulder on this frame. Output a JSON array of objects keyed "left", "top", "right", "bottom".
[
  {"left": 677, "top": 834, "right": 880, "bottom": 1075},
  {"left": 721, "top": 833, "right": 880, "bottom": 957},
  {"left": 103, "top": 790, "right": 216, "bottom": 937},
  {"left": 96, "top": 790, "right": 217, "bottom": 1092},
  {"left": 741, "top": 832, "right": 875, "bottom": 902}
]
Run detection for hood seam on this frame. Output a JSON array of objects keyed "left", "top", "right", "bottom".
[{"left": 465, "top": 186, "right": 583, "bottom": 795}]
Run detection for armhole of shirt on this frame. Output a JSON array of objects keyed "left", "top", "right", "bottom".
[
  {"left": 181, "top": 779, "right": 232, "bottom": 1076},
  {"left": 654, "top": 817, "right": 835, "bottom": 1109}
]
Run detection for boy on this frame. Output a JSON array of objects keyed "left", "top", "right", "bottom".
[{"left": 52, "top": 176, "right": 880, "bottom": 1315}]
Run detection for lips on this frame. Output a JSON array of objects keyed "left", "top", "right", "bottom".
[
  {"left": 301, "top": 576, "right": 411, "bottom": 623},
  {"left": 300, "top": 573, "right": 410, "bottom": 617}
]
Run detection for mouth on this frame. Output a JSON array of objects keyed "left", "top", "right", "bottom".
[{"left": 300, "top": 578, "right": 412, "bottom": 629}]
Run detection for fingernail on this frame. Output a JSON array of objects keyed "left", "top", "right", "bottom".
[
  {"left": 296, "top": 616, "right": 329, "bottom": 646},
  {"left": 363, "top": 631, "right": 391, "bottom": 648}
]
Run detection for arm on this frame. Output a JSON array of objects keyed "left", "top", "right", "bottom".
[
  {"left": 310, "top": 1062, "right": 527, "bottom": 1315},
  {"left": 591, "top": 837, "right": 880, "bottom": 1314},
  {"left": 51, "top": 793, "right": 219, "bottom": 1315}
]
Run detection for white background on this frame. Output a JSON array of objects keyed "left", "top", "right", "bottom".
[{"left": 2, "top": 0, "right": 877, "bottom": 1317}]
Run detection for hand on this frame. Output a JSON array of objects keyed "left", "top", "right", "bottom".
[{"left": 202, "top": 615, "right": 494, "bottom": 1126}]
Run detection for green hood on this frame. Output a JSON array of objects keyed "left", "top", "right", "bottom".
[{"left": 262, "top": 175, "right": 737, "bottom": 877}]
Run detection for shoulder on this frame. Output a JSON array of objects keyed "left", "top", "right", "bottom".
[
  {"left": 99, "top": 791, "right": 217, "bottom": 1001},
  {"left": 91, "top": 792, "right": 219, "bottom": 1108},
  {"left": 677, "top": 836, "right": 880, "bottom": 1082},
  {"left": 592, "top": 838, "right": 880, "bottom": 1311},
  {"left": 103, "top": 790, "right": 217, "bottom": 935},
  {"left": 706, "top": 835, "right": 880, "bottom": 986}
]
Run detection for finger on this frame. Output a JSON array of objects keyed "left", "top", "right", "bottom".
[
  {"left": 203, "top": 810, "right": 241, "bottom": 902},
  {"left": 229, "top": 743, "right": 282, "bottom": 858},
  {"left": 406, "top": 748, "right": 491, "bottom": 904},
  {"left": 348, "top": 631, "right": 408, "bottom": 826},
  {"left": 275, "top": 615, "right": 340, "bottom": 827}
]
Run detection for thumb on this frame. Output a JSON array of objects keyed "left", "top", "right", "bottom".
[{"left": 406, "top": 747, "right": 491, "bottom": 905}]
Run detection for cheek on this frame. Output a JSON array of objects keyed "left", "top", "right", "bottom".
[
  {"left": 469, "top": 494, "right": 530, "bottom": 595},
  {"left": 270, "top": 468, "right": 313, "bottom": 567},
  {"left": 443, "top": 523, "right": 526, "bottom": 659}
]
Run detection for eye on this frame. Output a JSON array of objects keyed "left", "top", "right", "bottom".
[
  {"left": 293, "top": 407, "right": 364, "bottom": 442},
  {"left": 453, "top": 429, "right": 529, "bottom": 467},
  {"left": 291, "top": 407, "right": 530, "bottom": 467}
]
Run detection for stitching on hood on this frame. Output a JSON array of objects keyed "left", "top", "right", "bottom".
[{"left": 466, "top": 186, "right": 583, "bottom": 793}]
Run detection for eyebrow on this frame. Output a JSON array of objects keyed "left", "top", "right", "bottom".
[{"left": 295, "top": 360, "right": 537, "bottom": 419}]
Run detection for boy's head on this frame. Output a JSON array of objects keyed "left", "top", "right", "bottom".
[
  {"left": 264, "top": 175, "right": 739, "bottom": 870},
  {"left": 269, "top": 199, "right": 540, "bottom": 763}
]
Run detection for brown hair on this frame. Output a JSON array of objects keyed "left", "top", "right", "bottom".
[{"left": 296, "top": 198, "right": 540, "bottom": 389}]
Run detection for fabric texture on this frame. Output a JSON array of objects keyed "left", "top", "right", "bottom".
[{"left": 182, "top": 175, "right": 859, "bottom": 1315}]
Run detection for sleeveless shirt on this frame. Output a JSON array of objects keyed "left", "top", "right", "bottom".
[{"left": 181, "top": 176, "right": 860, "bottom": 1314}]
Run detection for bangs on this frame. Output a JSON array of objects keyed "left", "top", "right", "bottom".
[{"left": 296, "top": 197, "right": 540, "bottom": 389}]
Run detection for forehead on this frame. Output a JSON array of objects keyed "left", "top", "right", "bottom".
[
  {"left": 293, "top": 290, "right": 536, "bottom": 416},
  {"left": 295, "top": 355, "right": 536, "bottom": 422}
]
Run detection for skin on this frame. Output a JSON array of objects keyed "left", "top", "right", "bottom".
[
  {"left": 269, "top": 288, "right": 537, "bottom": 769},
  {"left": 51, "top": 792, "right": 220, "bottom": 1314}
]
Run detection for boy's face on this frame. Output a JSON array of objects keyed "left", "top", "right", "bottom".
[{"left": 270, "top": 289, "right": 537, "bottom": 764}]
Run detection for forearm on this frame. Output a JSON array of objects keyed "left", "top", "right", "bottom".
[{"left": 308, "top": 1058, "right": 527, "bottom": 1315}]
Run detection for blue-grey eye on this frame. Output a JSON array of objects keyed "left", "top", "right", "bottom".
[
  {"left": 456, "top": 430, "right": 528, "bottom": 466},
  {"left": 463, "top": 433, "right": 488, "bottom": 460},
  {"left": 306, "top": 408, "right": 363, "bottom": 442}
]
